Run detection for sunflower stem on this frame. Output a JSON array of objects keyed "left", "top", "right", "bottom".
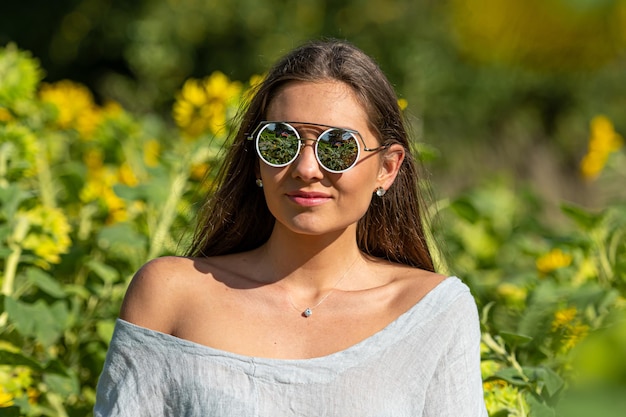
[
  {"left": 2, "top": 215, "right": 29, "bottom": 297},
  {"left": 147, "top": 164, "right": 189, "bottom": 260},
  {"left": 36, "top": 137, "right": 56, "bottom": 208}
]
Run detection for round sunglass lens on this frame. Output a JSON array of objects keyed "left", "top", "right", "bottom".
[
  {"left": 316, "top": 129, "right": 359, "bottom": 172},
  {"left": 257, "top": 123, "right": 300, "bottom": 166}
]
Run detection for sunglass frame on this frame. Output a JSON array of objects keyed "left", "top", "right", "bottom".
[{"left": 247, "top": 121, "right": 387, "bottom": 173}]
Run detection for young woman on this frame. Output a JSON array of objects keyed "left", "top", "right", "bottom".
[{"left": 95, "top": 39, "right": 487, "bottom": 416}]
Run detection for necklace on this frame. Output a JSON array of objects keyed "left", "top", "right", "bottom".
[{"left": 284, "top": 255, "right": 360, "bottom": 318}]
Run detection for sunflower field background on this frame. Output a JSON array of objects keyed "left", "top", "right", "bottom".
[{"left": 1, "top": 1, "right": 626, "bottom": 416}]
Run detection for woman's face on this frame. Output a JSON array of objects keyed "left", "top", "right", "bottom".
[{"left": 257, "top": 80, "right": 394, "bottom": 237}]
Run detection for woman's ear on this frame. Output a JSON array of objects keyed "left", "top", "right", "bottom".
[{"left": 377, "top": 144, "right": 405, "bottom": 189}]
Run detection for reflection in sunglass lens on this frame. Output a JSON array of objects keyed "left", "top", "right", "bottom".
[
  {"left": 317, "top": 129, "right": 359, "bottom": 172},
  {"left": 257, "top": 123, "right": 300, "bottom": 166}
]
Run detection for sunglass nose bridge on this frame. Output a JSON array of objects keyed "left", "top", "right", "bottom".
[{"left": 298, "top": 137, "right": 320, "bottom": 146}]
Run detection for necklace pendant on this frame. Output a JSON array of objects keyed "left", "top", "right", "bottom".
[{"left": 303, "top": 308, "right": 313, "bottom": 317}]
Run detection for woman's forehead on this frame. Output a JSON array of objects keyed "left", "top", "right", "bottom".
[{"left": 266, "top": 81, "right": 369, "bottom": 130}]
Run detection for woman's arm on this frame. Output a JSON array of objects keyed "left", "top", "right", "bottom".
[{"left": 119, "top": 256, "right": 190, "bottom": 333}]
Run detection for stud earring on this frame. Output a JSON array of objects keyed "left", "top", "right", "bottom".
[
  {"left": 375, "top": 187, "right": 386, "bottom": 197},
  {"left": 255, "top": 178, "right": 263, "bottom": 188}
]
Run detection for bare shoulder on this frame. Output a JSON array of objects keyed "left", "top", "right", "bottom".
[
  {"left": 119, "top": 256, "right": 207, "bottom": 333},
  {"left": 377, "top": 261, "right": 449, "bottom": 310}
]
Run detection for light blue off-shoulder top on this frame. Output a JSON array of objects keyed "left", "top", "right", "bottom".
[{"left": 94, "top": 277, "right": 487, "bottom": 416}]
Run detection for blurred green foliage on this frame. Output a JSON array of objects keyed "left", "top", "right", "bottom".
[{"left": 1, "top": 1, "right": 626, "bottom": 415}]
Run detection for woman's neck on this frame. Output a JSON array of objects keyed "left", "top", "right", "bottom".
[{"left": 259, "top": 225, "right": 363, "bottom": 291}]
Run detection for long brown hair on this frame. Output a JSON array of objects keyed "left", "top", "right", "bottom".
[{"left": 186, "top": 39, "right": 435, "bottom": 272}]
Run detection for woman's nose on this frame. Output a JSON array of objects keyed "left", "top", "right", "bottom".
[{"left": 291, "top": 141, "right": 323, "bottom": 181}]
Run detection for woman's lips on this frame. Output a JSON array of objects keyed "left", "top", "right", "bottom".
[{"left": 286, "top": 191, "right": 332, "bottom": 206}]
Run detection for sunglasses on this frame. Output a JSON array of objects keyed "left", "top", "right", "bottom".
[{"left": 247, "top": 121, "right": 388, "bottom": 173}]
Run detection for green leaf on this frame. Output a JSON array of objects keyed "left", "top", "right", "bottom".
[
  {"left": 86, "top": 259, "right": 120, "bottom": 284},
  {"left": 138, "top": 165, "right": 171, "bottom": 205},
  {"left": 487, "top": 367, "right": 531, "bottom": 387},
  {"left": 63, "top": 284, "right": 91, "bottom": 299},
  {"left": 96, "top": 320, "right": 116, "bottom": 344},
  {"left": 449, "top": 198, "right": 480, "bottom": 223},
  {"left": 97, "top": 223, "right": 147, "bottom": 266},
  {"left": 0, "top": 350, "right": 43, "bottom": 371},
  {"left": 0, "top": 406, "right": 21, "bottom": 417},
  {"left": 499, "top": 331, "right": 533, "bottom": 346},
  {"left": 25, "top": 267, "right": 66, "bottom": 298},
  {"left": 0, "top": 183, "right": 29, "bottom": 219},
  {"left": 43, "top": 372, "right": 80, "bottom": 397},
  {"left": 525, "top": 392, "right": 556, "bottom": 417},
  {"left": 523, "top": 366, "right": 564, "bottom": 398},
  {"left": 560, "top": 203, "right": 603, "bottom": 230},
  {"left": 144, "top": 180, "right": 172, "bottom": 206},
  {"left": 112, "top": 183, "right": 142, "bottom": 200},
  {"left": 4, "top": 297, "right": 69, "bottom": 347},
  {"left": 0, "top": 244, "right": 12, "bottom": 258},
  {"left": 43, "top": 358, "right": 70, "bottom": 376},
  {"left": 414, "top": 142, "right": 440, "bottom": 163}
]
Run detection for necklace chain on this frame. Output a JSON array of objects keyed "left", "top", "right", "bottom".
[{"left": 284, "top": 255, "right": 360, "bottom": 318}]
